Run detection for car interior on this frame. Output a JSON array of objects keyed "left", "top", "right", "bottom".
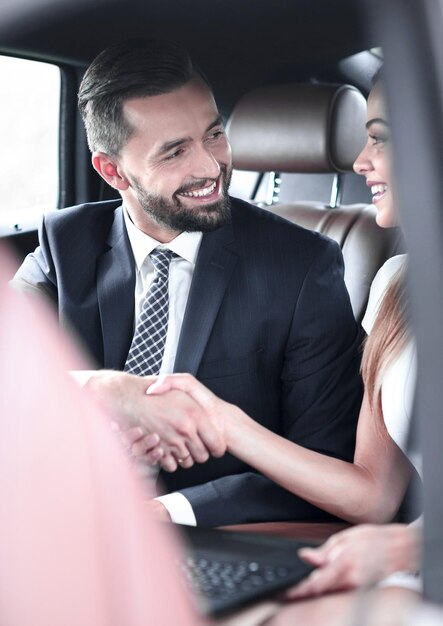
[
  {"left": 0, "top": 0, "right": 404, "bottom": 320},
  {"left": 2, "top": 0, "right": 443, "bottom": 617}
]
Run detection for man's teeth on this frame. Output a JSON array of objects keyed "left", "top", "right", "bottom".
[
  {"left": 180, "top": 181, "right": 216, "bottom": 198},
  {"left": 371, "top": 184, "right": 387, "bottom": 196}
]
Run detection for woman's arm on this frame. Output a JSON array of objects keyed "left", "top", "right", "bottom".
[{"left": 147, "top": 374, "right": 413, "bottom": 524}]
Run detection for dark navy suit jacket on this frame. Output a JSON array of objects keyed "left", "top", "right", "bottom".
[{"left": 14, "top": 197, "right": 363, "bottom": 526}]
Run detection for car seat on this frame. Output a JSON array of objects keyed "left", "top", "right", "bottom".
[{"left": 226, "top": 83, "right": 405, "bottom": 322}]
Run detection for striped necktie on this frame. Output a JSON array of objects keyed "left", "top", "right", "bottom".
[{"left": 124, "top": 248, "right": 176, "bottom": 376}]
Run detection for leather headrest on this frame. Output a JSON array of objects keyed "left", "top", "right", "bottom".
[{"left": 226, "top": 83, "right": 367, "bottom": 173}]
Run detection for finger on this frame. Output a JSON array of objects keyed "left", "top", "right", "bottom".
[
  {"left": 131, "top": 433, "right": 161, "bottom": 456},
  {"left": 159, "top": 454, "right": 178, "bottom": 472},
  {"left": 120, "top": 427, "right": 145, "bottom": 447},
  {"left": 146, "top": 373, "right": 177, "bottom": 395},
  {"left": 298, "top": 547, "right": 328, "bottom": 567},
  {"left": 196, "top": 421, "right": 226, "bottom": 458},
  {"left": 143, "top": 375, "right": 159, "bottom": 390},
  {"left": 144, "top": 446, "right": 164, "bottom": 465},
  {"left": 283, "top": 566, "right": 326, "bottom": 599},
  {"left": 307, "top": 556, "right": 351, "bottom": 597},
  {"left": 170, "top": 441, "right": 197, "bottom": 468},
  {"left": 185, "top": 438, "right": 210, "bottom": 464},
  {"left": 167, "top": 441, "right": 194, "bottom": 461},
  {"left": 148, "top": 374, "right": 219, "bottom": 413},
  {"left": 285, "top": 565, "right": 340, "bottom": 599},
  {"left": 298, "top": 533, "right": 341, "bottom": 561},
  {"left": 285, "top": 539, "right": 349, "bottom": 600},
  {"left": 175, "top": 454, "right": 194, "bottom": 469}
]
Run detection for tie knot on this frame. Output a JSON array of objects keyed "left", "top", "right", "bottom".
[{"left": 149, "top": 248, "right": 177, "bottom": 280}]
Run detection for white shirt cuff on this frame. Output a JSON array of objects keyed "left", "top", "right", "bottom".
[
  {"left": 156, "top": 492, "right": 197, "bottom": 526},
  {"left": 378, "top": 570, "right": 422, "bottom": 592},
  {"left": 69, "top": 370, "right": 95, "bottom": 386}
]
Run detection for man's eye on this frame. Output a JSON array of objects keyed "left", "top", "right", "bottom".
[
  {"left": 207, "top": 130, "right": 224, "bottom": 140},
  {"left": 165, "top": 148, "right": 184, "bottom": 161}
]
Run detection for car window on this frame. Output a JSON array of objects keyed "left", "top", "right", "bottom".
[{"left": 0, "top": 55, "right": 60, "bottom": 235}]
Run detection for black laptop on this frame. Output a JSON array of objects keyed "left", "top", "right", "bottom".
[{"left": 176, "top": 525, "right": 317, "bottom": 618}]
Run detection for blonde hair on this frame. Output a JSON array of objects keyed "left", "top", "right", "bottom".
[{"left": 361, "top": 265, "right": 409, "bottom": 421}]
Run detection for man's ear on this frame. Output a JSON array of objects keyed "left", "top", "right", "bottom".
[{"left": 92, "top": 152, "right": 130, "bottom": 191}]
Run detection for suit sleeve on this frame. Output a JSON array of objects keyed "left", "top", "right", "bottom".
[
  {"left": 10, "top": 215, "right": 58, "bottom": 304},
  {"left": 178, "top": 240, "right": 363, "bottom": 526}
]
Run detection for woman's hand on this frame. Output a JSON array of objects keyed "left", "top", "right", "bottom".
[
  {"left": 286, "top": 523, "right": 421, "bottom": 599},
  {"left": 147, "top": 373, "right": 252, "bottom": 451},
  {"left": 120, "top": 373, "right": 252, "bottom": 468},
  {"left": 147, "top": 373, "right": 225, "bottom": 418}
]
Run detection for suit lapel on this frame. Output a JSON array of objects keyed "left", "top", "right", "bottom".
[
  {"left": 174, "top": 221, "right": 237, "bottom": 375},
  {"left": 97, "top": 206, "right": 136, "bottom": 369}
]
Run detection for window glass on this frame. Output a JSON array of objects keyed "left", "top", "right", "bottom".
[{"left": 0, "top": 55, "right": 60, "bottom": 233}]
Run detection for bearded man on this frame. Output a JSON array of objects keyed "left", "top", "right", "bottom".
[{"left": 13, "top": 39, "right": 362, "bottom": 527}]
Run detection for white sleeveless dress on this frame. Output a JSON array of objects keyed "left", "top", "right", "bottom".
[{"left": 362, "top": 254, "right": 421, "bottom": 591}]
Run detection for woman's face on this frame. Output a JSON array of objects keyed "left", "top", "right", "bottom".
[{"left": 353, "top": 81, "right": 397, "bottom": 228}]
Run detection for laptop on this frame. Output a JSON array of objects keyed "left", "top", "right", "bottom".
[{"left": 176, "top": 525, "right": 317, "bottom": 617}]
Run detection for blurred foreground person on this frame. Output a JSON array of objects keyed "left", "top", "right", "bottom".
[{"left": 0, "top": 245, "right": 203, "bottom": 626}]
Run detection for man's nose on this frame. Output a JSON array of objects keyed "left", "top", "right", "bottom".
[{"left": 193, "top": 145, "right": 220, "bottom": 179}]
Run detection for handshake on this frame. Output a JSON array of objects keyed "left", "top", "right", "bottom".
[{"left": 85, "top": 370, "right": 237, "bottom": 473}]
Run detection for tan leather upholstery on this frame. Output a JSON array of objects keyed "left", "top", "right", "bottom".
[
  {"left": 227, "top": 83, "right": 405, "bottom": 322},
  {"left": 226, "top": 83, "right": 367, "bottom": 173},
  {"left": 272, "top": 203, "right": 405, "bottom": 321}
]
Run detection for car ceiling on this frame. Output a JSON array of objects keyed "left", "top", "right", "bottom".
[{"left": 0, "top": 0, "right": 374, "bottom": 113}]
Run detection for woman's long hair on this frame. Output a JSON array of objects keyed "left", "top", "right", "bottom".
[
  {"left": 361, "top": 65, "right": 410, "bottom": 423},
  {"left": 361, "top": 266, "right": 409, "bottom": 422}
]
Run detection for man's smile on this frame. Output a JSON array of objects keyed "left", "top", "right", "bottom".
[
  {"left": 176, "top": 175, "right": 222, "bottom": 203},
  {"left": 179, "top": 180, "right": 217, "bottom": 198}
]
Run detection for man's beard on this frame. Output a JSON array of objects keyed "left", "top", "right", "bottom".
[{"left": 130, "top": 164, "right": 232, "bottom": 233}]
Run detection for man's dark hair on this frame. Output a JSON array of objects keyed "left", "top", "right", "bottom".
[{"left": 78, "top": 38, "right": 201, "bottom": 156}]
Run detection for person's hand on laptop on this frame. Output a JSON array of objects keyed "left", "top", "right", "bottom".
[{"left": 284, "top": 523, "right": 421, "bottom": 598}]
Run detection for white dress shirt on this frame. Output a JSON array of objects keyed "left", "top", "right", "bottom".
[
  {"left": 124, "top": 209, "right": 202, "bottom": 374},
  {"left": 123, "top": 209, "right": 201, "bottom": 525}
]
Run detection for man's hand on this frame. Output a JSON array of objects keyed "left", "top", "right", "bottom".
[
  {"left": 118, "top": 424, "right": 194, "bottom": 472},
  {"left": 85, "top": 370, "right": 226, "bottom": 469}
]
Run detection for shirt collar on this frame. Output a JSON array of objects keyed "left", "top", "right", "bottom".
[{"left": 123, "top": 206, "right": 203, "bottom": 270}]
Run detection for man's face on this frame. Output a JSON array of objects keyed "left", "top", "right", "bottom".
[{"left": 117, "top": 77, "right": 233, "bottom": 235}]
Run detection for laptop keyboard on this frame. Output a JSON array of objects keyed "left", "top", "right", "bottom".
[
  {"left": 181, "top": 554, "right": 292, "bottom": 606},
  {"left": 175, "top": 526, "right": 316, "bottom": 616}
]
